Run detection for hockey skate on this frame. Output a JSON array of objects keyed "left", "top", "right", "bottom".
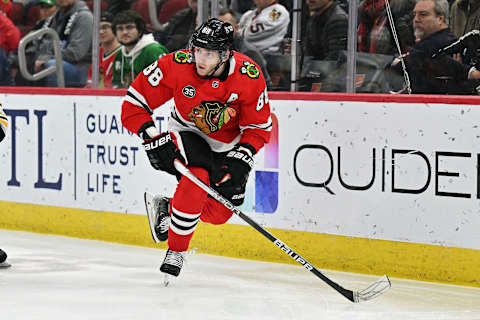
[
  {"left": 0, "top": 249, "right": 10, "bottom": 268},
  {"left": 144, "top": 192, "right": 171, "bottom": 243},
  {"left": 160, "top": 249, "right": 185, "bottom": 286}
]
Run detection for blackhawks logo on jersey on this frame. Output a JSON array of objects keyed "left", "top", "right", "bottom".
[
  {"left": 173, "top": 50, "right": 192, "bottom": 64},
  {"left": 240, "top": 61, "right": 260, "bottom": 79},
  {"left": 269, "top": 9, "right": 281, "bottom": 21},
  {"left": 187, "top": 101, "right": 237, "bottom": 135}
]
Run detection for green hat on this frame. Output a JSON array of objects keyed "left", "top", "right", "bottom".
[{"left": 38, "top": 0, "right": 56, "bottom": 6}]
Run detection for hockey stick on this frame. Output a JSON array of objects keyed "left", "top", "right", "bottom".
[{"left": 173, "top": 159, "right": 391, "bottom": 303}]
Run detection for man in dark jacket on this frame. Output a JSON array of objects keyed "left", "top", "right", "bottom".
[
  {"left": 153, "top": 0, "right": 197, "bottom": 52},
  {"left": 303, "top": 0, "right": 348, "bottom": 61},
  {"left": 390, "top": 0, "right": 480, "bottom": 94}
]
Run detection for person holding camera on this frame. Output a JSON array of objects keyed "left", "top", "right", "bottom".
[{"left": 390, "top": 0, "right": 480, "bottom": 94}]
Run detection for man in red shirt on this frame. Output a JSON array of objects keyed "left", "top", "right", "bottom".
[
  {"left": 121, "top": 18, "right": 272, "bottom": 281},
  {"left": 88, "top": 11, "right": 122, "bottom": 88}
]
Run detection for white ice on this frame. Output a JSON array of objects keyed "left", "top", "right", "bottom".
[{"left": 1, "top": 229, "right": 479, "bottom": 320}]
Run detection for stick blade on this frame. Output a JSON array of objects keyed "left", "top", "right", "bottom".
[{"left": 353, "top": 275, "right": 391, "bottom": 303}]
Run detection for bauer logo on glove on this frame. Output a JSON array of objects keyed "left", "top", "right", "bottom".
[
  {"left": 226, "top": 150, "right": 254, "bottom": 168},
  {"left": 142, "top": 131, "right": 186, "bottom": 176},
  {"left": 143, "top": 133, "right": 172, "bottom": 151},
  {"left": 212, "top": 143, "right": 256, "bottom": 206}
]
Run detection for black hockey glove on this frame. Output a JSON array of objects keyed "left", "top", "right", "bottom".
[
  {"left": 212, "top": 143, "right": 256, "bottom": 206},
  {"left": 142, "top": 131, "right": 186, "bottom": 176}
]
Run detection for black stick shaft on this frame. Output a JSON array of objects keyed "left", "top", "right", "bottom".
[{"left": 174, "top": 160, "right": 355, "bottom": 302}]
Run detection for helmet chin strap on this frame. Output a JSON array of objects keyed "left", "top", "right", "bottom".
[{"left": 203, "top": 59, "right": 226, "bottom": 79}]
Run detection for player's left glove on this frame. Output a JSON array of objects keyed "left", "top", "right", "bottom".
[{"left": 212, "top": 143, "right": 256, "bottom": 206}]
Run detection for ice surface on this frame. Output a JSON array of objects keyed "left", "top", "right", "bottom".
[{"left": 0, "top": 229, "right": 479, "bottom": 320}]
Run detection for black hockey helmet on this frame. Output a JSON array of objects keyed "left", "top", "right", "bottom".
[{"left": 190, "top": 18, "right": 234, "bottom": 52}]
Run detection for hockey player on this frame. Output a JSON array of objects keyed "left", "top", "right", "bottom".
[
  {"left": 121, "top": 18, "right": 272, "bottom": 280},
  {"left": 0, "top": 103, "right": 11, "bottom": 269}
]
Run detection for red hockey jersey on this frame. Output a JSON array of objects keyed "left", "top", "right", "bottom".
[
  {"left": 121, "top": 50, "right": 272, "bottom": 153},
  {"left": 87, "top": 46, "right": 121, "bottom": 88}
]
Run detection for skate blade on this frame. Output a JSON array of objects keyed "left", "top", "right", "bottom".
[
  {"left": 163, "top": 274, "right": 176, "bottom": 287},
  {"left": 0, "top": 262, "right": 11, "bottom": 268},
  {"left": 144, "top": 192, "right": 160, "bottom": 243}
]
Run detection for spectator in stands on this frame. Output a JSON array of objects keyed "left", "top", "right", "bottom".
[
  {"left": 450, "top": 0, "right": 480, "bottom": 38},
  {"left": 0, "top": 47, "right": 14, "bottom": 85},
  {"left": 34, "top": 0, "right": 93, "bottom": 87},
  {"left": 238, "top": 0, "right": 290, "bottom": 55},
  {"left": 389, "top": 0, "right": 480, "bottom": 93},
  {"left": 87, "top": 11, "right": 121, "bottom": 88},
  {"left": 218, "top": 8, "right": 272, "bottom": 88},
  {"left": 153, "top": 0, "right": 197, "bottom": 52},
  {"left": 303, "top": 0, "right": 348, "bottom": 61},
  {"left": 0, "top": 8, "right": 21, "bottom": 55},
  {"left": 358, "top": 0, "right": 415, "bottom": 55},
  {"left": 36, "top": 0, "right": 57, "bottom": 23},
  {"left": 112, "top": 10, "right": 168, "bottom": 88},
  {"left": 9, "top": 0, "right": 56, "bottom": 86},
  {"left": 0, "top": 0, "right": 12, "bottom": 17}
]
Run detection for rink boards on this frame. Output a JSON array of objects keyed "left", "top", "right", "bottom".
[{"left": 0, "top": 88, "right": 479, "bottom": 287}]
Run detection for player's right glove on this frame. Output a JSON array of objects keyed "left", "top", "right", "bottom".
[{"left": 142, "top": 131, "right": 186, "bottom": 176}]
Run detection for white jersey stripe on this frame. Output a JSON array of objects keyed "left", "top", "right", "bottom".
[
  {"left": 123, "top": 95, "right": 143, "bottom": 108},
  {"left": 126, "top": 87, "right": 153, "bottom": 114},
  {"left": 240, "top": 115, "right": 273, "bottom": 132}
]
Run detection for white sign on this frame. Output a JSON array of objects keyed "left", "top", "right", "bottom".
[{"left": 0, "top": 93, "right": 479, "bottom": 250}]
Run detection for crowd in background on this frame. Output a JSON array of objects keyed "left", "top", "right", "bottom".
[{"left": 0, "top": 0, "right": 479, "bottom": 94}]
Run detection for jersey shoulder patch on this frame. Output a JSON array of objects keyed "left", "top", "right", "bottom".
[
  {"left": 173, "top": 50, "right": 193, "bottom": 64},
  {"left": 239, "top": 60, "right": 260, "bottom": 79},
  {"left": 269, "top": 8, "right": 282, "bottom": 21}
]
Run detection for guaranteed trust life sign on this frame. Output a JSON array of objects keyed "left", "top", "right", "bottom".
[{"left": 0, "top": 93, "right": 177, "bottom": 213}]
